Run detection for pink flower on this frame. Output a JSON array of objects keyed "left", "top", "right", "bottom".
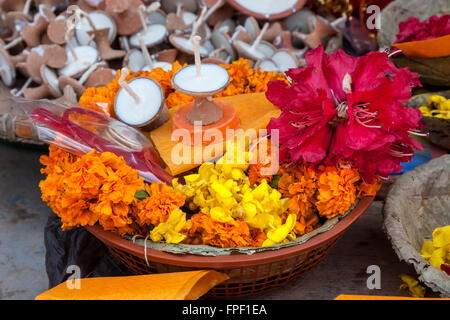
[
  {"left": 266, "top": 46, "right": 423, "bottom": 181},
  {"left": 396, "top": 15, "right": 450, "bottom": 43}
]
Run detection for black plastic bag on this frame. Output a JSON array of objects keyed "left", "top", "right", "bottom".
[{"left": 44, "top": 212, "right": 131, "bottom": 289}]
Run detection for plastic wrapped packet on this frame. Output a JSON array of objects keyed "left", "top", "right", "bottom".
[{"left": 1, "top": 94, "right": 172, "bottom": 184}]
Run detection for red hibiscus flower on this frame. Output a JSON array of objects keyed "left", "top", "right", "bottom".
[{"left": 266, "top": 46, "right": 423, "bottom": 182}]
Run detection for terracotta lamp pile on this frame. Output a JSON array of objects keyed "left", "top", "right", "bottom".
[
  {"left": 0, "top": 0, "right": 348, "bottom": 102},
  {"left": 172, "top": 36, "right": 240, "bottom": 146}
]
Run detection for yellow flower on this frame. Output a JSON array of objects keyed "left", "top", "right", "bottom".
[
  {"left": 421, "top": 95, "right": 450, "bottom": 119},
  {"left": 421, "top": 225, "right": 450, "bottom": 271},
  {"left": 150, "top": 208, "right": 187, "bottom": 244},
  {"left": 432, "top": 225, "right": 450, "bottom": 248},
  {"left": 399, "top": 274, "right": 425, "bottom": 298},
  {"left": 262, "top": 214, "right": 296, "bottom": 246},
  {"left": 173, "top": 146, "right": 290, "bottom": 239}
]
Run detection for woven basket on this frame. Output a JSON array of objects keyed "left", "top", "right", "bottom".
[
  {"left": 87, "top": 196, "right": 374, "bottom": 298},
  {"left": 383, "top": 155, "right": 450, "bottom": 297}
]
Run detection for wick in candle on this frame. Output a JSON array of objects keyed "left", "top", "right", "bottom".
[
  {"left": 64, "top": 25, "right": 78, "bottom": 60},
  {"left": 138, "top": 33, "right": 153, "bottom": 69},
  {"left": 193, "top": 35, "right": 202, "bottom": 77},
  {"left": 119, "top": 68, "right": 140, "bottom": 104},
  {"left": 176, "top": 2, "right": 182, "bottom": 16},
  {"left": 138, "top": 5, "right": 149, "bottom": 34},
  {"left": 204, "top": 0, "right": 224, "bottom": 22},
  {"left": 189, "top": 6, "right": 207, "bottom": 41},
  {"left": 251, "top": 22, "right": 269, "bottom": 51}
]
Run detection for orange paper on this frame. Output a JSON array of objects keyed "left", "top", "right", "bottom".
[
  {"left": 35, "top": 270, "right": 229, "bottom": 300},
  {"left": 335, "top": 294, "right": 450, "bottom": 300},
  {"left": 148, "top": 92, "right": 281, "bottom": 176},
  {"left": 395, "top": 35, "right": 450, "bottom": 58}
]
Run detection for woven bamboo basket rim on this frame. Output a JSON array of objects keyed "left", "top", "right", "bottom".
[{"left": 87, "top": 196, "right": 374, "bottom": 269}]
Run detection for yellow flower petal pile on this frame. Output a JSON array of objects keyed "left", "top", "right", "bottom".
[
  {"left": 421, "top": 225, "right": 450, "bottom": 271},
  {"left": 173, "top": 143, "right": 292, "bottom": 246},
  {"left": 419, "top": 95, "right": 450, "bottom": 119},
  {"left": 150, "top": 208, "right": 187, "bottom": 244}
]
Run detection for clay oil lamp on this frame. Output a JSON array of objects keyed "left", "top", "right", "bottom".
[
  {"left": 146, "top": 7, "right": 167, "bottom": 26},
  {"left": 58, "top": 23, "right": 99, "bottom": 78},
  {"left": 201, "top": 0, "right": 234, "bottom": 27},
  {"left": 153, "top": 48, "right": 178, "bottom": 63},
  {"left": 169, "top": 7, "right": 210, "bottom": 59},
  {"left": 137, "top": 33, "right": 172, "bottom": 72},
  {"left": 123, "top": 48, "right": 146, "bottom": 72},
  {"left": 129, "top": 3, "right": 168, "bottom": 49},
  {"left": 23, "top": 65, "right": 62, "bottom": 99},
  {"left": 19, "top": 6, "right": 55, "bottom": 48},
  {"left": 196, "top": 0, "right": 224, "bottom": 40},
  {"left": 0, "top": 46, "right": 16, "bottom": 87},
  {"left": 4, "top": 5, "right": 55, "bottom": 50},
  {"left": 58, "top": 61, "right": 108, "bottom": 97},
  {"left": 233, "top": 22, "right": 275, "bottom": 61},
  {"left": 83, "top": 67, "right": 116, "bottom": 88},
  {"left": 75, "top": 10, "right": 117, "bottom": 46},
  {"left": 255, "top": 48, "right": 299, "bottom": 73},
  {"left": 171, "top": 36, "right": 240, "bottom": 146},
  {"left": 212, "top": 18, "right": 236, "bottom": 34},
  {"left": 23, "top": 44, "right": 67, "bottom": 84},
  {"left": 273, "top": 30, "right": 307, "bottom": 60},
  {"left": 114, "top": 67, "right": 169, "bottom": 131},
  {"left": 228, "top": 0, "right": 307, "bottom": 20},
  {"left": 46, "top": 15, "right": 69, "bottom": 45},
  {"left": 160, "top": 0, "right": 198, "bottom": 14},
  {"left": 293, "top": 15, "right": 346, "bottom": 49},
  {"left": 100, "top": 0, "right": 144, "bottom": 36},
  {"left": 254, "top": 58, "right": 278, "bottom": 72},
  {"left": 210, "top": 28, "right": 235, "bottom": 61},
  {"left": 2, "top": 10, "right": 32, "bottom": 43},
  {"left": 284, "top": 8, "right": 314, "bottom": 33},
  {"left": 88, "top": 27, "right": 125, "bottom": 60}
]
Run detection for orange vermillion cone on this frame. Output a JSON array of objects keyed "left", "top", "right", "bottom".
[{"left": 35, "top": 270, "right": 229, "bottom": 300}]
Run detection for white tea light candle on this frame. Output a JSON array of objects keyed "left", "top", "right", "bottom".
[
  {"left": 115, "top": 77, "right": 166, "bottom": 127},
  {"left": 172, "top": 64, "right": 229, "bottom": 94}
]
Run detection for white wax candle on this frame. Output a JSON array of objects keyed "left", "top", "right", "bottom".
[
  {"left": 59, "top": 46, "right": 98, "bottom": 77},
  {"left": 129, "top": 24, "right": 167, "bottom": 47},
  {"left": 182, "top": 11, "right": 197, "bottom": 25},
  {"left": 171, "top": 36, "right": 209, "bottom": 56},
  {"left": 258, "top": 59, "right": 278, "bottom": 72},
  {"left": 43, "top": 66, "right": 61, "bottom": 95},
  {"left": 235, "top": 0, "right": 298, "bottom": 15},
  {"left": 127, "top": 50, "right": 146, "bottom": 72},
  {"left": 76, "top": 12, "right": 115, "bottom": 45},
  {"left": 115, "top": 78, "right": 163, "bottom": 126},
  {"left": 235, "top": 40, "right": 266, "bottom": 60},
  {"left": 173, "top": 64, "right": 229, "bottom": 93},
  {"left": 272, "top": 51, "right": 297, "bottom": 72}
]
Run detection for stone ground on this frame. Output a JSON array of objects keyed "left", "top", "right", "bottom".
[{"left": 0, "top": 140, "right": 437, "bottom": 300}]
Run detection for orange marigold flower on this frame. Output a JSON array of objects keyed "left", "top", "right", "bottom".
[
  {"left": 357, "top": 179, "right": 382, "bottom": 198},
  {"left": 248, "top": 138, "right": 276, "bottom": 186},
  {"left": 165, "top": 90, "right": 194, "bottom": 109},
  {"left": 39, "top": 148, "right": 145, "bottom": 235},
  {"left": 183, "top": 212, "right": 266, "bottom": 248},
  {"left": 315, "top": 166, "right": 361, "bottom": 219},
  {"left": 134, "top": 182, "right": 186, "bottom": 227}
]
